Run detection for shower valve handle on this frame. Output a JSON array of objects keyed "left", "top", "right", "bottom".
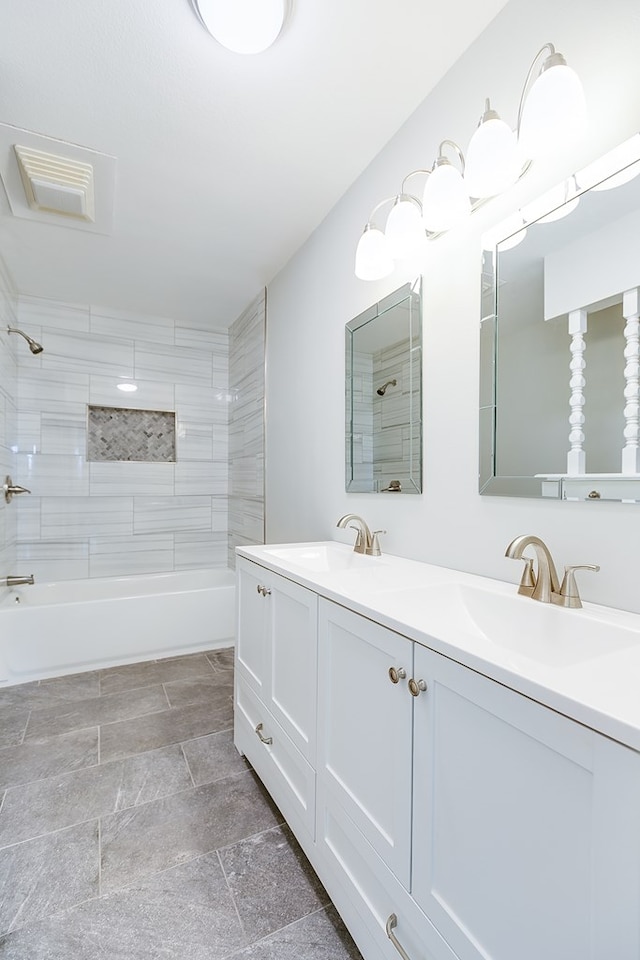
[{"left": 3, "top": 476, "right": 31, "bottom": 503}]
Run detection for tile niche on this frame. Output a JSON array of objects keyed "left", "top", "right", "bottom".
[{"left": 87, "top": 406, "right": 176, "bottom": 463}]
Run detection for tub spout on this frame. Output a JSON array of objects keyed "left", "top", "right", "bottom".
[{"left": 4, "top": 575, "right": 34, "bottom": 587}]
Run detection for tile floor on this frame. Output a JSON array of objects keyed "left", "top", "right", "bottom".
[{"left": 0, "top": 648, "right": 362, "bottom": 960}]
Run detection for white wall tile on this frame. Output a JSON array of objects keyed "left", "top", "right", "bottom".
[
  {"left": 15, "top": 453, "right": 89, "bottom": 497},
  {"left": 89, "top": 461, "right": 175, "bottom": 496},
  {"left": 41, "top": 497, "right": 133, "bottom": 539},
  {"left": 211, "top": 496, "right": 228, "bottom": 532},
  {"left": 175, "top": 422, "right": 228, "bottom": 461},
  {"left": 174, "top": 325, "right": 227, "bottom": 352},
  {"left": 41, "top": 412, "right": 86, "bottom": 456},
  {"left": 89, "top": 534, "right": 174, "bottom": 578},
  {"left": 18, "top": 369, "right": 89, "bottom": 414},
  {"left": 16, "top": 412, "right": 41, "bottom": 453},
  {"left": 175, "top": 384, "right": 229, "bottom": 424},
  {"left": 42, "top": 331, "right": 134, "bottom": 378},
  {"left": 90, "top": 375, "right": 175, "bottom": 411},
  {"left": 175, "top": 461, "right": 227, "bottom": 496},
  {"left": 17, "top": 541, "right": 89, "bottom": 583},
  {"left": 19, "top": 295, "right": 90, "bottom": 333},
  {"left": 174, "top": 532, "right": 228, "bottom": 570},
  {"left": 16, "top": 498, "right": 41, "bottom": 540},
  {"left": 135, "top": 342, "right": 212, "bottom": 386},
  {"left": 133, "top": 496, "right": 212, "bottom": 534},
  {"left": 90, "top": 306, "right": 175, "bottom": 344}
]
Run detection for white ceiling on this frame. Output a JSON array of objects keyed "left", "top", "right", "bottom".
[{"left": 0, "top": 0, "right": 509, "bottom": 328}]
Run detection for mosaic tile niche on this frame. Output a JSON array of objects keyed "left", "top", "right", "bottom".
[{"left": 87, "top": 406, "right": 176, "bottom": 462}]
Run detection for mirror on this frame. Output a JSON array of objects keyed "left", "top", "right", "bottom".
[
  {"left": 346, "top": 280, "right": 422, "bottom": 493},
  {"left": 480, "top": 133, "right": 640, "bottom": 502}
]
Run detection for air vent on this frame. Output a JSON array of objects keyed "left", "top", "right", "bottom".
[{"left": 13, "top": 144, "right": 95, "bottom": 222}]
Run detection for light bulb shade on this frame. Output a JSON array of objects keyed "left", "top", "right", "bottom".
[
  {"left": 464, "top": 118, "right": 521, "bottom": 198},
  {"left": 519, "top": 63, "right": 587, "bottom": 160},
  {"left": 192, "top": 0, "right": 287, "bottom": 54},
  {"left": 355, "top": 227, "right": 394, "bottom": 281},
  {"left": 422, "top": 163, "right": 471, "bottom": 233},
  {"left": 385, "top": 198, "right": 427, "bottom": 260}
]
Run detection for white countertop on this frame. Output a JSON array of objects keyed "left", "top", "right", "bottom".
[{"left": 237, "top": 541, "right": 640, "bottom": 753}]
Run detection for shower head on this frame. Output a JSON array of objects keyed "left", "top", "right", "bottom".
[
  {"left": 7, "top": 326, "right": 44, "bottom": 355},
  {"left": 376, "top": 378, "right": 397, "bottom": 396}
]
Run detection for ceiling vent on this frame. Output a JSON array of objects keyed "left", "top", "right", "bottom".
[{"left": 14, "top": 144, "right": 95, "bottom": 222}]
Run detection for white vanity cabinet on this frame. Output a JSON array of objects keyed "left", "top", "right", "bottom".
[{"left": 234, "top": 557, "right": 318, "bottom": 842}]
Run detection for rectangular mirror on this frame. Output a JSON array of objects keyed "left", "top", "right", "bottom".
[
  {"left": 346, "top": 279, "right": 422, "bottom": 494},
  {"left": 480, "top": 134, "right": 640, "bottom": 502}
]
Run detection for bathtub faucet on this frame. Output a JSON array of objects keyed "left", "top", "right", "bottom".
[{"left": 4, "top": 574, "right": 34, "bottom": 587}]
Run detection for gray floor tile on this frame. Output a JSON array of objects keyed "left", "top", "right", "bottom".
[
  {"left": 99, "top": 654, "right": 216, "bottom": 697},
  {"left": 207, "top": 647, "right": 235, "bottom": 673},
  {"left": 0, "top": 727, "right": 99, "bottom": 793},
  {"left": 100, "top": 770, "right": 282, "bottom": 893},
  {"left": 24, "top": 684, "right": 169, "bottom": 740},
  {"left": 163, "top": 674, "right": 233, "bottom": 709},
  {"left": 100, "top": 697, "right": 233, "bottom": 763},
  {"left": 0, "top": 709, "right": 30, "bottom": 750},
  {"left": 0, "top": 851, "right": 249, "bottom": 960},
  {"left": 0, "top": 744, "right": 192, "bottom": 847},
  {"left": 220, "top": 824, "right": 328, "bottom": 940},
  {"left": 0, "top": 672, "right": 101, "bottom": 713},
  {"left": 227, "top": 905, "right": 363, "bottom": 960},
  {"left": 182, "top": 729, "right": 249, "bottom": 786},
  {"left": 0, "top": 820, "right": 99, "bottom": 935}
]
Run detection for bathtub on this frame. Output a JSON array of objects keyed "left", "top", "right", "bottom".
[{"left": 0, "top": 568, "right": 236, "bottom": 686}]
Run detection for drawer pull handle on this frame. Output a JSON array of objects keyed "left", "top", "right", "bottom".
[
  {"left": 388, "top": 666, "right": 406, "bottom": 684},
  {"left": 386, "top": 914, "right": 412, "bottom": 960},
  {"left": 408, "top": 678, "right": 427, "bottom": 697},
  {"left": 255, "top": 722, "right": 273, "bottom": 745},
  {"left": 256, "top": 585, "right": 272, "bottom": 597}
]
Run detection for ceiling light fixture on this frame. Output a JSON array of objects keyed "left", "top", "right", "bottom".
[
  {"left": 117, "top": 382, "right": 138, "bottom": 393},
  {"left": 355, "top": 42, "right": 586, "bottom": 280},
  {"left": 190, "top": 0, "right": 289, "bottom": 54}
]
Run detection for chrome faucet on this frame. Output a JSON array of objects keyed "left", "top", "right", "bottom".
[
  {"left": 4, "top": 574, "right": 35, "bottom": 587},
  {"left": 505, "top": 535, "right": 599, "bottom": 608},
  {"left": 336, "top": 514, "right": 385, "bottom": 556}
]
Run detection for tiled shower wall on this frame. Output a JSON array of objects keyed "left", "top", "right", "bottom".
[
  {"left": 0, "top": 255, "right": 19, "bottom": 596},
  {"left": 14, "top": 295, "right": 230, "bottom": 581},
  {"left": 228, "top": 290, "right": 265, "bottom": 566}
]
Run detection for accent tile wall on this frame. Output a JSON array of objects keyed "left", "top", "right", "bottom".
[
  {"left": 0, "top": 255, "right": 19, "bottom": 597},
  {"left": 14, "top": 295, "right": 230, "bottom": 581},
  {"left": 228, "top": 290, "right": 266, "bottom": 566}
]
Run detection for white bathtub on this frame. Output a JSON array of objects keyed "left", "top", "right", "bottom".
[{"left": 0, "top": 568, "right": 236, "bottom": 686}]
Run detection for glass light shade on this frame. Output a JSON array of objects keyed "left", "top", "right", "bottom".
[
  {"left": 422, "top": 163, "right": 471, "bottom": 233},
  {"left": 577, "top": 135, "right": 640, "bottom": 191},
  {"left": 192, "top": 0, "right": 287, "bottom": 54},
  {"left": 464, "top": 118, "right": 521, "bottom": 199},
  {"left": 385, "top": 198, "right": 427, "bottom": 260},
  {"left": 521, "top": 180, "right": 580, "bottom": 224},
  {"left": 354, "top": 227, "right": 394, "bottom": 281},
  {"left": 519, "top": 63, "right": 587, "bottom": 160}
]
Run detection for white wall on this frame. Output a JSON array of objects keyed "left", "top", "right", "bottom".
[
  {"left": 265, "top": 0, "right": 640, "bottom": 614},
  {"left": 0, "top": 255, "right": 18, "bottom": 598}
]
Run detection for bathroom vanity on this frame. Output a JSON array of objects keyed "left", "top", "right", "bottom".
[{"left": 234, "top": 542, "right": 640, "bottom": 960}]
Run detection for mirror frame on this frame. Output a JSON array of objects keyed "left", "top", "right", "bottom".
[
  {"left": 346, "top": 279, "right": 422, "bottom": 494},
  {"left": 479, "top": 134, "right": 640, "bottom": 500}
]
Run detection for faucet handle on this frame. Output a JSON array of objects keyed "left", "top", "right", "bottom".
[
  {"left": 516, "top": 557, "right": 536, "bottom": 597},
  {"left": 556, "top": 564, "right": 600, "bottom": 609},
  {"left": 368, "top": 530, "right": 386, "bottom": 557},
  {"left": 348, "top": 525, "right": 365, "bottom": 553}
]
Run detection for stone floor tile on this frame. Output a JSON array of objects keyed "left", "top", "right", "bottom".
[
  {"left": 24, "top": 684, "right": 169, "bottom": 740},
  {"left": 227, "top": 905, "right": 363, "bottom": 960},
  {"left": 0, "top": 727, "right": 99, "bottom": 793},
  {"left": 0, "top": 710, "right": 30, "bottom": 750},
  {"left": 0, "top": 850, "right": 249, "bottom": 960},
  {"left": 0, "top": 820, "right": 99, "bottom": 935},
  {"left": 0, "top": 744, "right": 192, "bottom": 847},
  {"left": 163, "top": 674, "right": 233, "bottom": 709},
  {"left": 182, "top": 728, "right": 249, "bottom": 786},
  {"left": 100, "top": 770, "right": 282, "bottom": 893},
  {"left": 99, "top": 654, "right": 216, "bottom": 697},
  {"left": 220, "top": 824, "right": 329, "bottom": 940},
  {"left": 206, "top": 647, "right": 235, "bottom": 673},
  {"left": 99, "top": 697, "right": 233, "bottom": 763},
  {"left": 0, "top": 673, "right": 101, "bottom": 712}
]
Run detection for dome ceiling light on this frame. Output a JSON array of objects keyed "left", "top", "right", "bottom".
[{"left": 190, "top": 0, "right": 289, "bottom": 54}]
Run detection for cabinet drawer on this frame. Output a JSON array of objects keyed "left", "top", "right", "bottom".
[
  {"left": 316, "top": 781, "right": 460, "bottom": 960},
  {"left": 235, "top": 676, "right": 316, "bottom": 842}
]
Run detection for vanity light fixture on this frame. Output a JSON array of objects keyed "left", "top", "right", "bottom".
[
  {"left": 190, "top": 0, "right": 289, "bottom": 54},
  {"left": 355, "top": 42, "right": 586, "bottom": 280}
]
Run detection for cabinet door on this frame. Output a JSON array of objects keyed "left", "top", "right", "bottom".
[
  {"left": 267, "top": 574, "right": 318, "bottom": 762},
  {"left": 411, "top": 644, "right": 640, "bottom": 960},
  {"left": 236, "top": 559, "right": 269, "bottom": 695},
  {"left": 317, "top": 599, "right": 413, "bottom": 888}
]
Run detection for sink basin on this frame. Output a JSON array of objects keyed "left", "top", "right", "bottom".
[
  {"left": 382, "top": 581, "right": 640, "bottom": 667},
  {"left": 262, "top": 543, "right": 385, "bottom": 573}
]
